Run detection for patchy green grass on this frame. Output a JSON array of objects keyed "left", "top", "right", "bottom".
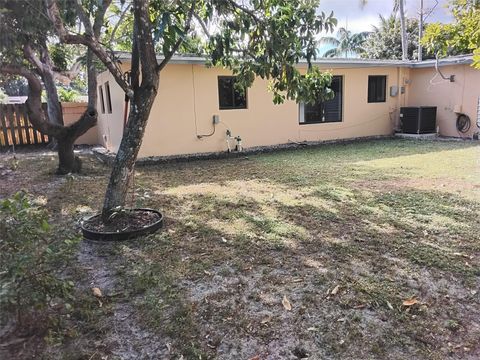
[{"left": 1, "top": 139, "right": 479, "bottom": 359}]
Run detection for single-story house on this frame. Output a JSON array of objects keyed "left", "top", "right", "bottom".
[{"left": 93, "top": 54, "right": 479, "bottom": 158}]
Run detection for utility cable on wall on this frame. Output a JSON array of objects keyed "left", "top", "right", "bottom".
[{"left": 191, "top": 64, "right": 217, "bottom": 139}]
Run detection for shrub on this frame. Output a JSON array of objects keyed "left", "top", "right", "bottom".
[
  {"left": 0, "top": 192, "right": 80, "bottom": 329},
  {"left": 58, "top": 87, "right": 79, "bottom": 102}
]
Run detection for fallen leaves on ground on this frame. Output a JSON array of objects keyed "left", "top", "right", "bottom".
[
  {"left": 331, "top": 285, "right": 340, "bottom": 295},
  {"left": 282, "top": 295, "right": 292, "bottom": 311},
  {"left": 402, "top": 297, "right": 419, "bottom": 306},
  {"left": 92, "top": 287, "right": 102, "bottom": 297}
]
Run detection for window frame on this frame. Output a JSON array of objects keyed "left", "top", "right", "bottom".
[
  {"left": 217, "top": 76, "right": 248, "bottom": 110},
  {"left": 299, "top": 75, "right": 343, "bottom": 125},
  {"left": 367, "top": 75, "right": 387, "bottom": 103},
  {"left": 98, "top": 85, "right": 105, "bottom": 114},
  {"left": 105, "top": 81, "right": 113, "bottom": 114}
]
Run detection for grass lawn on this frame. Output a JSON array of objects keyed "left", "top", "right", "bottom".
[{"left": 1, "top": 139, "right": 479, "bottom": 359}]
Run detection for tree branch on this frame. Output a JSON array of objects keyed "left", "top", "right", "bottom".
[
  {"left": 193, "top": 12, "right": 211, "bottom": 37},
  {"left": 225, "top": 0, "right": 261, "bottom": 23},
  {"left": 45, "top": 0, "right": 133, "bottom": 98},
  {"left": 74, "top": 0, "right": 93, "bottom": 35},
  {"left": 55, "top": 61, "right": 83, "bottom": 85},
  {"left": 66, "top": 108, "right": 97, "bottom": 138},
  {"left": 0, "top": 64, "right": 64, "bottom": 137},
  {"left": 93, "top": 0, "right": 112, "bottom": 37},
  {"left": 157, "top": 2, "right": 196, "bottom": 72},
  {"left": 23, "top": 42, "right": 64, "bottom": 126},
  {"left": 23, "top": 44, "right": 45, "bottom": 73},
  {"left": 109, "top": 3, "right": 131, "bottom": 46},
  {"left": 132, "top": 0, "right": 158, "bottom": 80}
]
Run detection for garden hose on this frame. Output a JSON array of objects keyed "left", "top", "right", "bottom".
[{"left": 456, "top": 114, "right": 471, "bottom": 133}]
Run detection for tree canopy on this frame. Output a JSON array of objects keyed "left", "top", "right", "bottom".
[
  {"left": 319, "top": 28, "right": 369, "bottom": 58},
  {"left": 0, "top": 0, "right": 100, "bottom": 173},
  {"left": 421, "top": 0, "right": 480, "bottom": 68},
  {"left": 361, "top": 14, "right": 425, "bottom": 60}
]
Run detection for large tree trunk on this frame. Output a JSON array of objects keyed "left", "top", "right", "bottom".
[
  {"left": 54, "top": 108, "right": 97, "bottom": 174},
  {"left": 101, "top": 82, "right": 158, "bottom": 219},
  {"left": 102, "top": 0, "right": 159, "bottom": 220},
  {"left": 43, "top": 72, "right": 63, "bottom": 126},
  {"left": 19, "top": 42, "right": 98, "bottom": 174},
  {"left": 57, "top": 135, "right": 81, "bottom": 174}
]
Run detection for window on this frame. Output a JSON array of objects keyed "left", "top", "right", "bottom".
[
  {"left": 218, "top": 76, "right": 247, "bottom": 110},
  {"left": 105, "top": 81, "right": 112, "bottom": 113},
  {"left": 368, "top": 75, "right": 386, "bottom": 103},
  {"left": 99, "top": 85, "right": 105, "bottom": 114},
  {"left": 299, "top": 75, "right": 343, "bottom": 124}
]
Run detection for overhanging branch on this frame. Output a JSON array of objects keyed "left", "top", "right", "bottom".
[
  {"left": 45, "top": 0, "right": 133, "bottom": 98},
  {"left": 0, "top": 64, "right": 64, "bottom": 137},
  {"left": 157, "top": 2, "right": 196, "bottom": 72}
]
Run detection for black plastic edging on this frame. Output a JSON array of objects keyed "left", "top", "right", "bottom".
[{"left": 81, "top": 208, "right": 163, "bottom": 241}]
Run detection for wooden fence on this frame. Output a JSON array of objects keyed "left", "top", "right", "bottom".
[{"left": 0, "top": 103, "right": 50, "bottom": 147}]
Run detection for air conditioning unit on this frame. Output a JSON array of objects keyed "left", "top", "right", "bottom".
[{"left": 400, "top": 107, "right": 437, "bottom": 134}]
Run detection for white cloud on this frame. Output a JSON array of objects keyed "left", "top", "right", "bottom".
[{"left": 318, "top": 0, "right": 453, "bottom": 34}]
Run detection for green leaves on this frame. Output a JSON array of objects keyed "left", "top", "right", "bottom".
[
  {"left": 362, "top": 14, "right": 424, "bottom": 60},
  {"left": 203, "top": 0, "right": 337, "bottom": 104},
  {"left": 320, "top": 28, "right": 369, "bottom": 58},
  {"left": 0, "top": 192, "right": 80, "bottom": 326},
  {"left": 421, "top": 0, "right": 480, "bottom": 65}
]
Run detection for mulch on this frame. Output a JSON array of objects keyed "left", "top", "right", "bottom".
[{"left": 82, "top": 210, "right": 161, "bottom": 233}]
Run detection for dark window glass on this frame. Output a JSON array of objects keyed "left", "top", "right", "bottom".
[
  {"left": 218, "top": 76, "right": 247, "bottom": 110},
  {"left": 368, "top": 75, "right": 387, "bottom": 103},
  {"left": 302, "top": 76, "right": 343, "bottom": 124},
  {"left": 105, "top": 81, "right": 113, "bottom": 113},
  {"left": 99, "top": 85, "right": 105, "bottom": 114}
]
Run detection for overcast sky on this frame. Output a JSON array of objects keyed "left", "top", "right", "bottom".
[{"left": 319, "top": 0, "right": 453, "bottom": 33}]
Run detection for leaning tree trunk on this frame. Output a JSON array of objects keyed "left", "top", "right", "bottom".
[
  {"left": 9, "top": 64, "right": 98, "bottom": 175},
  {"left": 57, "top": 134, "right": 81, "bottom": 174},
  {"left": 101, "top": 81, "right": 158, "bottom": 219},
  {"left": 101, "top": 1, "right": 159, "bottom": 220},
  {"left": 18, "top": 41, "right": 99, "bottom": 174}
]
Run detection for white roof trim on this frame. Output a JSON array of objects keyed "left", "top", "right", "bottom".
[
  {"left": 114, "top": 51, "right": 473, "bottom": 69},
  {"left": 409, "top": 54, "right": 473, "bottom": 68}
]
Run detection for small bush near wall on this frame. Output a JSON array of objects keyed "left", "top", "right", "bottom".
[
  {"left": 0, "top": 192, "right": 80, "bottom": 335},
  {"left": 58, "top": 88, "right": 79, "bottom": 103}
]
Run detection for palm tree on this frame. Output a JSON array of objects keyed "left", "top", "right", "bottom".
[
  {"left": 319, "top": 28, "right": 369, "bottom": 58},
  {"left": 396, "top": 0, "right": 408, "bottom": 60},
  {"left": 362, "top": 0, "right": 408, "bottom": 60}
]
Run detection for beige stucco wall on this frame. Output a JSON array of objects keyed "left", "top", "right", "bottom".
[
  {"left": 408, "top": 64, "right": 480, "bottom": 138},
  {"left": 96, "top": 70, "right": 126, "bottom": 150},
  {"left": 61, "top": 102, "right": 98, "bottom": 145},
  {"left": 97, "top": 63, "right": 406, "bottom": 158}
]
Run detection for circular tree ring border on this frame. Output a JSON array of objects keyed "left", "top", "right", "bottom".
[{"left": 81, "top": 208, "right": 164, "bottom": 241}]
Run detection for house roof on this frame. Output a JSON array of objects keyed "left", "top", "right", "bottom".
[{"left": 114, "top": 52, "right": 473, "bottom": 69}]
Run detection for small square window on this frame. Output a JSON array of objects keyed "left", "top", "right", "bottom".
[
  {"left": 299, "top": 75, "right": 343, "bottom": 124},
  {"left": 368, "top": 75, "right": 387, "bottom": 103},
  {"left": 98, "top": 85, "right": 105, "bottom": 114},
  {"left": 105, "top": 81, "right": 112, "bottom": 114},
  {"left": 218, "top": 76, "right": 247, "bottom": 110}
]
